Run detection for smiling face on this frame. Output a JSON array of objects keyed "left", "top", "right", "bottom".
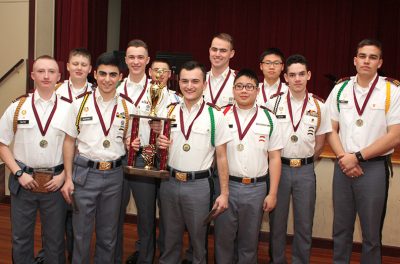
[
  {"left": 149, "top": 61, "right": 171, "bottom": 86},
  {"left": 179, "top": 68, "right": 206, "bottom": 107},
  {"left": 354, "top": 45, "right": 383, "bottom": 79},
  {"left": 31, "top": 57, "right": 61, "bottom": 91},
  {"left": 67, "top": 54, "right": 92, "bottom": 83},
  {"left": 233, "top": 75, "right": 259, "bottom": 109},
  {"left": 125, "top": 46, "right": 150, "bottom": 78},
  {"left": 209, "top": 37, "right": 235, "bottom": 71},
  {"left": 94, "top": 64, "right": 122, "bottom": 99}
]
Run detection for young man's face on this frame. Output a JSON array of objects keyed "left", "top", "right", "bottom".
[
  {"left": 209, "top": 37, "right": 235, "bottom": 70},
  {"left": 259, "top": 54, "right": 284, "bottom": 82},
  {"left": 233, "top": 76, "right": 259, "bottom": 109},
  {"left": 31, "top": 58, "right": 61, "bottom": 91},
  {"left": 179, "top": 68, "right": 206, "bottom": 105},
  {"left": 284, "top": 63, "right": 311, "bottom": 94},
  {"left": 94, "top": 64, "right": 122, "bottom": 96},
  {"left": 149, "top": 61, "right": 171, "bottom": 86},
  {"left": 125, "top": 46, "right": 150, "bottom": 77},
  {"left": 67, "top": 54, "right": 92, "bottom": 82},
  {"left": 354, "top": 45, "right": 383, "bottom": 78}
]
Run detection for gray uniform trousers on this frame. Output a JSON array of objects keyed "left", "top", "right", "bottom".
[
  {"left": 332, "top": 160, "right": 387, "bottom": 264},
  {"left": 269, "top": 163, "right": 316, "bottom": 264},
  {"left": 159, "top": 176, "right": 212, "bottom": 264},
  {"left": 115, "top": 155, "right": 157, "bottom": 264},
  {"left": 214, "top": 180, "right": 267, "bottom": 264},
  {"left": 10, "top": 179, "right": 67, "bottom": 264},
  {"left": 72, "top": 155, "right": 123, "bottom": 264}
]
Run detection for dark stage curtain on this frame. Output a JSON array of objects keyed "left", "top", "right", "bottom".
[
  {"left": 119, "top": 0, "right": 400, "bottom": 99},
  {"left": 54, "top": 0, "right": 108, "bottom": 77}
]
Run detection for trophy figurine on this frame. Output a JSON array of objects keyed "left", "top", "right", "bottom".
[{"left": 124, "top": 68, "right": 174, "bottom": 178}]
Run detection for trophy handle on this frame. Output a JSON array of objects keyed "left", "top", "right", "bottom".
[
  {"left": 159, "top": 119, "right": 171, "bottom": 170},
  {"left": 128, "top": 116, "right": 140, "bottom": 166}
]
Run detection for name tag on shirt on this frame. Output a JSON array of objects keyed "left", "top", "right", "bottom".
[
  {"left": 171, "top": 123, "right": 177, "bottom": 128},
  {"left": 276, "top": 115, "right": 286, "bottom": 119},
  {"left": 338, "top": 99, "right": 348, "bottom": 104},
  {"left": 17, "top": 120, "right": 29, "bottom": 124},
  {"left": 81, "top": 116, "right": 93, "bottom": 121},
  {"left": 256, "top": 122, "right": 269, "bottom": 127}
]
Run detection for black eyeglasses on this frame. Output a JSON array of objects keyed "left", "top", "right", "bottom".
[
  {"left": 233, "top": 83, "right": 257, "bottom": 91},
  {"left": 261, "top": 61, "right": 283, "bottom": 67}
]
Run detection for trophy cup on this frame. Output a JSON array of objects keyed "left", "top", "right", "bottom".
[{"left": 124, "top": 68, "right": 174, "bottom": 178}]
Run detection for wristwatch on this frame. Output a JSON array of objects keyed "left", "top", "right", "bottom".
[
  {"left": 355, "top": 151, "right": 366, "bottom": 162},
  {"left": 15, "top": 169, "right": 24, "bottom": 178}
]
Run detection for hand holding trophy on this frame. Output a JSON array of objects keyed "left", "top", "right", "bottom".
[{"left": 124, "top": 68, "right": 174, "bottom": 178}]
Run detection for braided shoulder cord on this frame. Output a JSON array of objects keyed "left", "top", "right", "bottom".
[{"left": 208, "top": 106, "right": 215, "bottom": 147}]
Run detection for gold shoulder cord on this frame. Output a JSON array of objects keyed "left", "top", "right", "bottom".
[
  {"left": 167, "top": 104, "right": 177, "bottom": 118},
  {"left": 13, "top": 97, "right": 27, "bottom": 134},
  {"left": 75, "top": 93, "right": 90, "bottom": 134},
  {"left": 312, "top": 97, "right": 321, "bottom": 132},
  {"left": 121, "top": 99, "right": 129, "bottom": 139},
  {"left": 385, "top": 81, "right": 391, "bottom": 114}
]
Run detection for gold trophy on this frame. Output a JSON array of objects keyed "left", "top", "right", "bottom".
[{"left": 124, "top": 68, "right": 174, "bottom": 178}]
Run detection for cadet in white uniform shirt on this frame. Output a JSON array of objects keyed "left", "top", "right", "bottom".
[
  {"left": 326, "top": 39, "right": 400, "bottom": 264},
  {"left": 204, "top": 32, "right": 236, "bottom": 108},
  {"left": 55, "top": 48, "right": 93, "bottom": 102},
  {"left": 258, "top": 48, "right": 288, "bottom": 109},
  {"left": 268, "top": 54, "right": 332, "bottom": 264},
  {"left": 61, "top": 52, "right": 137, "bottom": 264},
  {"left": 0, "top": 55, "right": 69, "bottom": 264},
  {"left": 115, "top": 40, "right": 180, "bottom": 264},
  {"left": 158, "top": 61, "right": 231, "bottom": 264},
  {"left": 214, "top": 69, "right": 283, "bottom": 264}
]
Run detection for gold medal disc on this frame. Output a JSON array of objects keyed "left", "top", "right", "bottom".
[
  {"left": 237, "top": 143, "right": 244, "bottom": 151},
  {"left": 103, "top": 139, "right": 111, "bottom": 148},
  {"left": 356, "top": 119, "right": 363, "bottom": 127},
  {"left": 290, "top": 135, "right": 298, "bottom": 143},
  {"left": 183, "top": 143, "right": 191, "bottom": 152},
  {"left": 39, "top": 139, "right": 48, "bottom": 148}
]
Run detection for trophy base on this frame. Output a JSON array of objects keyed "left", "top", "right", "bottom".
[{"left": 124, "top": 166, "right": 169, "bottom": 179}]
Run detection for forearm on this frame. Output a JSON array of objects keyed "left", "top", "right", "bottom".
[
  {"left": 63, "top": 135, "right": 76, "bottom": 181},
  {"left": 361, "top": 125, "right": 400, "bottom": 160},
  {"left": 313, "top": 134, "right": 326, "bottom": 159},
  {"left": 268, "top": 151, "right": 281, "bottom": 196},
  {"left": 327, "top": 130, "right": 345, "bottom": 157},
  {"left": 216, "top": 144, "right": 229, "bottom": 196},
  {"left": 0, "top": 143, "right": 20, "bottom": 174}
]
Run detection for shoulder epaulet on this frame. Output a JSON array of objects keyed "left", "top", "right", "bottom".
[
  {"left": 312, "top": 94, "right": 325, "bottom": 103},
  {"left": 76, "top": 91, "right": 92, "bottom": 99},
  {"left": 221, "top": 104, "right": 233, "bottom": 115},
  {"left": 385, "top": 77, "right": 400, "bottom": 87},
  {"left": 259, "top": 105, "right": 273, "bottom": 112},
  {"left": 335, "top": 77, "right": 350, "bottom": 85},
  {"left": 206, "top": 102, "right": 221, "bottom": 111},
  {"left": 119, "top": 92, "right": 133, "bottom": 104},
  {"left": 12, "top": 94, "right": 29, "bottom": 103},
  {"left": 54, "top": 82, "right": 63, "bottom": 91},
  {"left": 270, "top": 91, "right": 284, "bottom": 99}
]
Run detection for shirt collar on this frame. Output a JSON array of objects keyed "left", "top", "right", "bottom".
[
  {"left": 34, "top": 90, "right": 56, "bottom": 104},
  {"left": 354, "top": 73, "right": 380, "bottom": 89},
  {"left": 127, "top": 74, "right": 147, "bottom": 87},
  {"left": 181, "top": 97, "right": 204, "bottom": 111},
  {"left": 263, "top": 79, "right": 280, "bottom": 88},
  {"left": 94, "top": 89, "right": 118, "bottom": 102},
  {"left": 210, "top": 67, "right": 230, "bottom": 79}
]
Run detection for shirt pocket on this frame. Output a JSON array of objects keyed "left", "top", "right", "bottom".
[
  {"left": 251, "top": 125, "right": 269, "bottom": 149},
  {"left": 191, "top": 124, "right": 211, "bottom": 149},
  {"left": 302, "top": 115, "right": 318, "bottom": 138},
  {"left": 112, "top": 117, "right": 127, "bottom": 143}
]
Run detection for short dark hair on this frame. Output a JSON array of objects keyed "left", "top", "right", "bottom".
[
  {"left": 68, "top": 48, "right": 91, "bottom": 62},
  {"left": 285, "top": 54, "right": 308, "bottom": 71},
  {"left": 357, "top": 38, "right": 383, "bottom": 58},
  {"left": 151, "top": 58, "right": 171, "bottom": 70},
  {"left": 212, "top": 32, "right": 234, "bottom": 50},
  {"left": 234, "top": 69, "right": 259, "bottom": 86},
  {"left": 126, "top": 39, "right": 149, "bottom": 53},
  {"left": 95, "top": 52, "right": 121, "bottom": 71},
  {"left": 179, "top": 61, "right": 206, "bottom": 82},
  {"left": 259, "top": 48, "right": 285, "bottom": 63}
]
